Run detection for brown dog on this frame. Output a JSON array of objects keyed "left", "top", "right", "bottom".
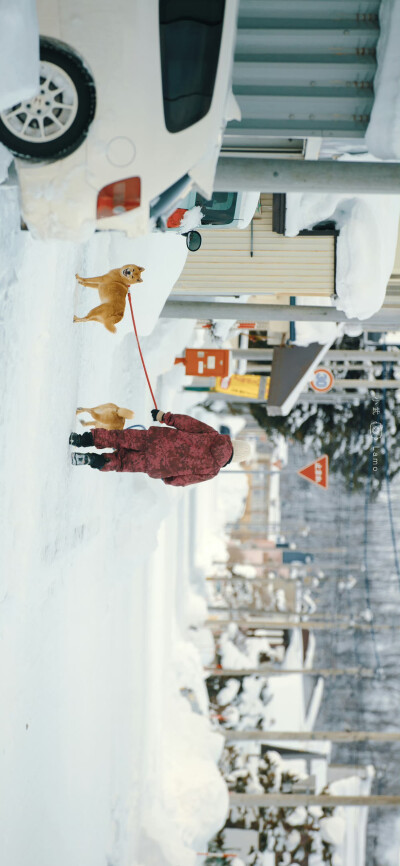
[
  {"left": 73, "top": 264, "right": 144, "bottom": 333},
  {"left": 76, "top": 403, "right": 134, "bottom": 430}
]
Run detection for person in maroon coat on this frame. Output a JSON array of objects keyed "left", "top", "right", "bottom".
[{"left": 69, "top": 410, "right": 251, "bottom": 486}]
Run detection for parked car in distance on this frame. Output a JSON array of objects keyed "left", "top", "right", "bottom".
[{"left": 0, "top": 0, "right": 239, "bottom": 240}]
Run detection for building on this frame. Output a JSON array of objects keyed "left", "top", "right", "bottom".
[
  {"left": 174, "top": 194, "right": 336, "bottom": 305},
  {"left": 224, "top": 0, "right": 380, "bottom": 156}
]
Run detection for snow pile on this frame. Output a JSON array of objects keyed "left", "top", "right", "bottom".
[
  {"left": 325, "top": 773, "right": 375, "bottom": 866},
  {"left": 0, "top": 0, "right": 39, "bottom": 111},
  {"left": 0, "top": 145, "right": 13, "bottom": 184},
  {"left": 142, "top": 627, "right": 230, "bottom": 866},
  {"left": 0, "top": 170, "right": 21, "bottom": 285},
  {"left": 151, "top": 687, "right": 229, "bottom": 866},
  {"left": 292, "top": 297, "right": 341, "bottom": 347},
  {"left": 216, "top": 678, "right": 241, "bottom": 706},
  {"left": 179, "top": 205, "right": 204, "bottom": 232},
  {"left": 320, "top": 814, "right": 346, "bottom": 846},
  {"left": 219, "top": 624, "right": 280, "bottom": 673},
  {"left": 366, "top": 0, "right": 400, "bottom": 159},
  {"left": 286, "top": 155, "right": 400, "bottom": 319}
]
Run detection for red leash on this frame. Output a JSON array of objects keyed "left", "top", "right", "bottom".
[{"left": 127, "top": 291, "right": 158, "bottom": 410}]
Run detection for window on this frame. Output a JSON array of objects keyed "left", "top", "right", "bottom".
[
  {"left": 159, "top": 0, "right": 226, "bottom": 133},
  {"left": 195, "top": 191, "right": 237, "bottom": 226}
]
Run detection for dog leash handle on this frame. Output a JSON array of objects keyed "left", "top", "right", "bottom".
[{"left": 127, "top": 291, "right": 158, "bottom": 410}]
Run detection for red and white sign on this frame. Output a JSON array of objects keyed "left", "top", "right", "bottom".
[
  {"left": 298, "top": 455, "right": 329, "bottom": 490},
  {"left": 310, "top": 368, "right": 334, "bottom": 393}
]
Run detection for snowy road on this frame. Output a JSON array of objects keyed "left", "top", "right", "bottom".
[{"left": 0, "top": 180, "right": 228, "bottom": 866}]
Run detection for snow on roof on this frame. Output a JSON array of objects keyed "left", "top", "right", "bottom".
[
  {"left": 366, "top": 0, "right": 400, "bottom": 159},
  {"left": 286, "top": 155, "right": 400, "bottom": 320},
  {"left": 267, "top": 338, "right": 336, "bottom": 416}
]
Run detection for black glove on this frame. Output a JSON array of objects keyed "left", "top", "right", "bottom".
[{"left": 151, "top": 409, "right": 165, "bottom": 422}]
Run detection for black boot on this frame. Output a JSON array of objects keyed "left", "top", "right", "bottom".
[
  {"left": 71, "top": 451, "right": 108, "bottom": 469},
  {"left": 69, "top": 431, "right": 94, "bottom": 447}
]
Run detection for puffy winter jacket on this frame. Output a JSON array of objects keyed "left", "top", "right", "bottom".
[
  {"left": 155, "top": 412, "right": 233, "bottom": 486},
  {"left": 92, "top": 413, "right": 233, "bottom": 486}
]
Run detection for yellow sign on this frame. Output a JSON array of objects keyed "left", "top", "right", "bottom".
[{"left": 213, "top": 374, "right": 270, "bottom": 399}]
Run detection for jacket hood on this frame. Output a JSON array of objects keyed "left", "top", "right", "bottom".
[{"left": 211, "top": 434, "right": 233, "bottom": 468}]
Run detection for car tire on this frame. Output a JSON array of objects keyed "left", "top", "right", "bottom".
[{"left": 0, "top": 38, "right": 96, "bottom": 161}]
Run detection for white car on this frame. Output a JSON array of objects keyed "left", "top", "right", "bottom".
[{"left": 0, "top": 0, "right": 239, "bottom": 240}]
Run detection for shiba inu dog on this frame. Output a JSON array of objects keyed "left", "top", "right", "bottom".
[
  {"left": 76, "top": 403, "right": 134, "bottom": 430},
  {"left": 73, "top": 264, "right": 144, "bottom": 333}
]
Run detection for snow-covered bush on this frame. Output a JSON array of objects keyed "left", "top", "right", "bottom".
[
  {"left": 207, "top": 672, "right": 272, "bottom": 731},
  {"left": 207, "top": 745, "right": 337, "bottom": 866}
]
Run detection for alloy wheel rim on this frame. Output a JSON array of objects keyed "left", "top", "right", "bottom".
[{"left": 1, "top": 60, "right": 79, "bottom": 143}]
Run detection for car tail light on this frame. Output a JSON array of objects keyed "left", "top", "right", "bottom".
[
  {"left": 96, "top": 177, "right": 141, "bottom": 219},
  {"left": 166, "top": 207, "right": 188, "bottom": 228}
]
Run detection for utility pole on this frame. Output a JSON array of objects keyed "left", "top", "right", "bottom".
[
  {"left": 216, "top": 391, "right": 365, "bottom": 405},
  {"left": 224, "top": 730, "right": 400, "bottom": 744},
  {"left": 214, "top": 156, "right": 400, "bottom": 195},
  {"left": 231, "top": 349, "right": 400, "bottom": 363},
  {"left": 206, "top": 617, "right": 390, "bottom": 632},
  {"left": 229, "top": 792, "right": 400, "bottom": 808},
  {"left": 161, "top": 299, "right": 400, "bottom": 330},
  {"left": 329, "top": 379, "right": 400, "bottom": 390},
  {"left": 213, "top": 548, "right": 347, "bottom": 557},
  {"left": 206, "top": 666, "right": 374, "bottom": 678}
]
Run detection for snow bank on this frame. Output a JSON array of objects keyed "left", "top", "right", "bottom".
[
  {"left": 0, "top": 179, "right": 239, "bottom": 866},
  {"left": 286, "top": 155, "right": 400, "bottom": 320},
  {"left": 141, "top": 618, "right": 229, "bottom": 866},
  {"left": 0, "top": 144, "right": 13, "bottom": 184},
  {"left": 0, "top": 0, "right": 39, "bottom": 111},
  {"left": 179, "top": 205, "right": 204, "bottom": 232},
  {"left": 0, "top": 171, "right": 20, "bottom": 285},
  {"left": 366, "top": 0, "right": 400, "bottom": 159},
  {"left": 151, "top": 688, "right": 229, "bottom": 866},
  {"left": 0, "top": 221, "right": 195, "bottom": 866}
]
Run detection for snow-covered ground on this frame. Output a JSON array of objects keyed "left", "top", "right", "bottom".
[{"left": 0, "top": 176, "right": 252, "bottom": 866}]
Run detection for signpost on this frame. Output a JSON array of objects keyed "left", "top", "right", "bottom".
[{"left": 298, "top": 455, "right": 329, "bottom": 490}]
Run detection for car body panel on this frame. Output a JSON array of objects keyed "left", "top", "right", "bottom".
[{"left": 15, "top": 0, "right": 239, "bottom": 239}]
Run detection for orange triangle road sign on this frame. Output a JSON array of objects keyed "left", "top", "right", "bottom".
[{"left": 298, "top": 455, "right": 329, "bottom": 490}]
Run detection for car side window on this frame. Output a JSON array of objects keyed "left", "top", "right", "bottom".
[
  {"left": 159, "top": 0, "right": 226, "bottom": 133},
  {"left": 195, "top": 192, "right": 237, "bottom": 226}
]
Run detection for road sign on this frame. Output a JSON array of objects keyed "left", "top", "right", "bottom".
[
  {"left": 310, "top": 368, "right": 334, "bottom": 393},
  {"left": 298, "top": 455, "right": 329, "bottom": 490}
]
